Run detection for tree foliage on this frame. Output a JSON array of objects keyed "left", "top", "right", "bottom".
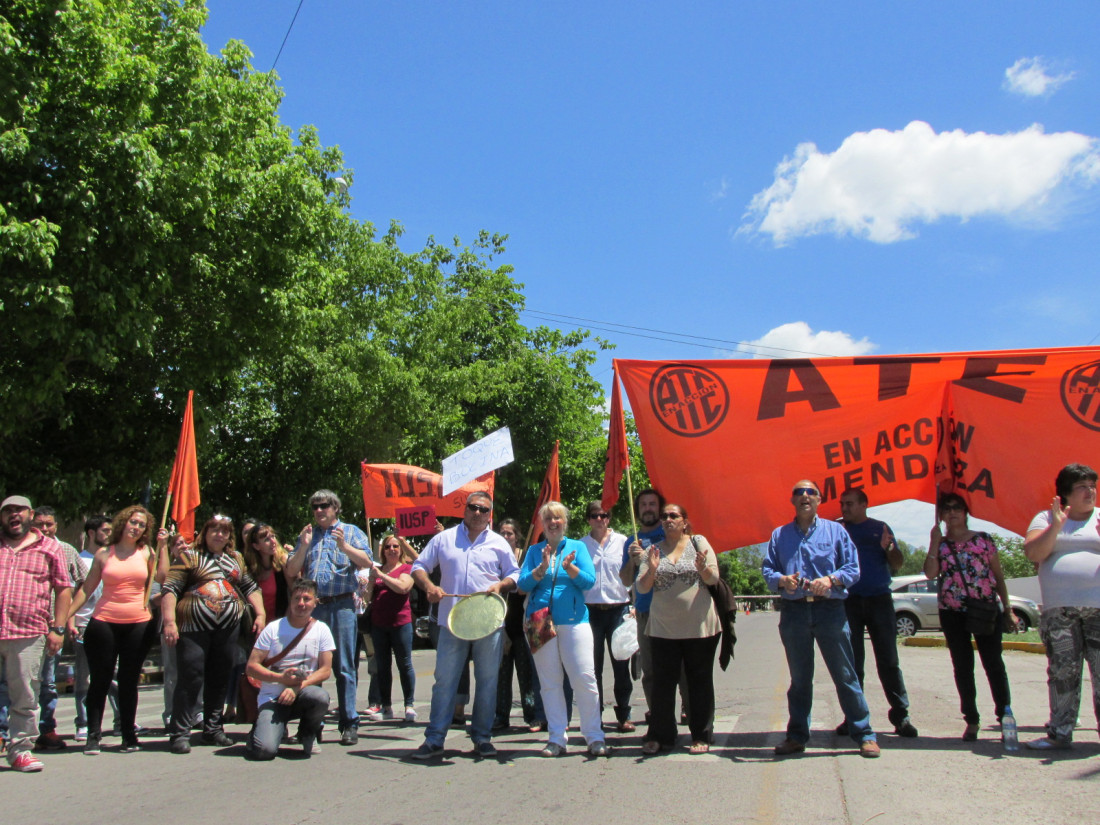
[{"left": 0, "top": 0, "right": 610, "bottom": 537}]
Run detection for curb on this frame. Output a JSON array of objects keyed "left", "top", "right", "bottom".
[{"left": 903, "top": 636, "right": 1045, "bottom": 654}]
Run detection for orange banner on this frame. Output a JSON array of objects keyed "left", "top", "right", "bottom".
[
  {"left": 616, "top": 348, "right": 1100, "bottom": 550},
  {"left": 361, "top": 463, "right": 494, "bottom": 520}
]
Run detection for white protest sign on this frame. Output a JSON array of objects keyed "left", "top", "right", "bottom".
[{"left": 442, "top": 427, "right": 514, "bottom": 495}]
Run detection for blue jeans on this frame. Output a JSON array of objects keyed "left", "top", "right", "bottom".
[
  {"left": 845, "top": 592, "right": 911, "bottom": 726},
  {"left": 249, "top": 686, "right": 330, "bottom": 760},
  {"left": 370, "top": 623, "right": 415, "bottom": 708},
  {"left": 778, "top": 599, "right": 875, "bottom": 744},
  {"left": 312, "top": 599, "right": 359, "bottom": 731},
  {"left": 424, "top": 626, "right": 503, "bottom": 747}
]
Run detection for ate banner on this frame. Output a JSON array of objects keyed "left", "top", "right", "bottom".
[
  {"left": 616, "top": 347, "right": 1100, "bottom": 550},
  {"left": 361, "top": 463, "right": 494, "bottom": 520}
]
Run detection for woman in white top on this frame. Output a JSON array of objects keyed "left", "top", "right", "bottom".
[{"left": 1023, "top": 463, "right": 1100, "bottom": 750}]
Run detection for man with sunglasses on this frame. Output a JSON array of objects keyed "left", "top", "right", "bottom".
[
  {"left": 581, "top": 501, "right": 634, "bottom": 733},
  {"left": 285, "top": 489, "right": 374, "bottom": 746},
  {"left": 410, "top": 491, "right": 518, "bottom": 759},
  {"left": 763, "top": 481, "right": 880, "bottom": 758}
]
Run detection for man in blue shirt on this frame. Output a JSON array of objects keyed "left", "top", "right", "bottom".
[
  {"left": 285, "top": 489, "right": 374, "bottom": 746},
  {"left": 763, "top": 480, "right": 880, "bottom": 758},
  {"left": 838, "top": 488, "right": 917, "bottom": 738}
]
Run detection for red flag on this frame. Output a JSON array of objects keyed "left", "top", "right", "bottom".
[
  {"left": 168, "top": 390, "right": 201, "bottom": 540},
  {"left": 529, "top": 441, "right": 560, "bottom": 544},
  {"left": 601, "top": 369, "right": 629, "bottom": 512}
]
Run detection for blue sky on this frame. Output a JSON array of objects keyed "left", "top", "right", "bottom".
[{"left": 200, "top": 2, "right": 1100, "bottom": 547}]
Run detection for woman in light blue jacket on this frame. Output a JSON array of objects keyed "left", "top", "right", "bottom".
[{"left": 519, "top": 501, "right": 608, "bottom": 757}]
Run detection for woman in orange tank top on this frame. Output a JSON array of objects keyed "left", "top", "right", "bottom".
[{"left": 67, "top": 505, "right": 164, "bottom": 755}]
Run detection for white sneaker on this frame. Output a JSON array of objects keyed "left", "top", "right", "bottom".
[
  {"left": 404, "top": 706, "right": 417, "bottom": 723},
  {"left": 381, "top": 706, "right": 395, "bottom": 720},
  {"left": 74, "top": 727, "right": 88, "bottom": 743}
]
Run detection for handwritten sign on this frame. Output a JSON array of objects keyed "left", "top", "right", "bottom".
[
  {"left": 442, "top": 426, "right": 514, "bottom": 495},
  {"left": 394, "top": 505, "right": 437, "bottom": 537}
]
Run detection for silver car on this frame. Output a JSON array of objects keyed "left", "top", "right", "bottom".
[{"left": 890, "top": 575, "right": 1040, "bottom": 637}]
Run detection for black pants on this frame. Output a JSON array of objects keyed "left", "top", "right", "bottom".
[
  {"left": 845, "top": 592, "right": 911, "bottom": 726},
  {"left": 646, "top": 634, "right": 719, "bottom": 746},
  {"left": 170, "top": 623, "right": 240, "bottom": 739},
  {"left": 83, "top": 618, "right": 156, "bottom": 741},
  {"left": 940, "top": 608, "right": 1011, "bottom": 724}
]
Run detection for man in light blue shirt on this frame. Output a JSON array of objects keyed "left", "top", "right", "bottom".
[
  {"left": 285, "top": 489, "right": 373, "bottom": 746},
  {"left": 410, "top": 491, "right": 518, "bottom": 759},
  {"left": 763, "top": 479, "right": 879, "bottom": 758}
]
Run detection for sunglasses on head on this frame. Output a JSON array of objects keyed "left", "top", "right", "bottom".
[
  {"left": 792, "top": 487, "right": 819, "bottom": 497},
  {"left": 466, "top": 503, "right": 491, "bottom": 514}
]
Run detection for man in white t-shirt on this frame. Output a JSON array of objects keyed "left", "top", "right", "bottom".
[{"left": 245, "top": 578, "right": 335, "bottom": 759}]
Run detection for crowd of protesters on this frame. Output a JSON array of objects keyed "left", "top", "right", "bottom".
[{"left": 2, "top": 463, "right": 1097, "bottom": 771}]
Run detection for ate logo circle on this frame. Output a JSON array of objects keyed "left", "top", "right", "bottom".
[
  {"left": 1061, "top": 359, "right": 1100, "bottom": 432},
  {"left": 648, "top": 364, "right": 730, "bottom": 437}
]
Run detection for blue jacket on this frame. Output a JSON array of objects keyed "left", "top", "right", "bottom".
[{"left": 518, "top": 537, "right": 596, "bottom": 625}]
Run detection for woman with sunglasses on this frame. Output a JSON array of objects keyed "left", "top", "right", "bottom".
[
  {"left": 66, "top": 505, "right": 161, "bottom": 754},
  {"left": 518, "top": 502, "right": 608, "bottom": 756},
  {"left": 1023, "top": 463, "right": 1100, "bottom": 750},
  {"left": 923, "top": 492, "right": 1014, "bottom": 742},
  {"left": 363, "top": 533, "right": 417, "bottom": 722},
  {"left": 162, "top": 514, "right": 265, "bottom": 753},
  {"left": 636, "top": 503, "right": 720, "bottom": 755}
]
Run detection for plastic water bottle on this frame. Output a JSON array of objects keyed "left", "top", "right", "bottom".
[{"left": 1002, "top": 707, "right": 1019, "bottom": 751}]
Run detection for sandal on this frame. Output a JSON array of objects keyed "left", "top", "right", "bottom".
[
  {"left": 689, "top": 741, "right": 710, "bottom": 754},
  {"left": 641, "top": 740, "right": 661, "bottom": 755}
]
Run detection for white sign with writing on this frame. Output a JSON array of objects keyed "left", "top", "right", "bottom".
[{"left": 441, "top": 427, "right": 514, "bottom": 495}]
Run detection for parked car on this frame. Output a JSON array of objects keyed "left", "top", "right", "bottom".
[{"left": 890, "top": 574, "right": 1040, "bottom": 637}]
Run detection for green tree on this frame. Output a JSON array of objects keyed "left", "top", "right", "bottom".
[
  {"left": 991, "top": 534, "right": 1035, "bottom": 579},
  {"left": 717, "top": 545, "right": 769, "bottom": 596},
  {"left": 895, "top": 540, "right": 928, "bottom": 576},
  {"left": 1, "top": 0, "right": 612, "bottom": 538}
]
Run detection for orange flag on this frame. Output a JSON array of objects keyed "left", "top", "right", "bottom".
[
  {"left": 528, "top": 441, "right": 560, "bottom": 545},
  {"left": 601, "top": 368, "right": 630, "bottom": 512},
  {"left": 617, "top": 347, "right": 1100, "bottom": 549},
  {"left": 168, "top": 390, "right": 201, "bottom": 540}
]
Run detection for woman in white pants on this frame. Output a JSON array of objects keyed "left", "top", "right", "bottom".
[{"left": 518, "top": 502, "right": 608, "bottom": 756}]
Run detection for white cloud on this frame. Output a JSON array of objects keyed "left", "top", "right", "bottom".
[
  {"left": 1004, "top": 57, "right": 1075, "bottom": 97},
  {"left": 741, "top": 120, "right": 1100, "bottom": 245},
  {"left": 736, "top": 321, "right": 875, "bottom": 359}
]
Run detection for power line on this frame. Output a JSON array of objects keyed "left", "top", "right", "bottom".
[
  {"left": 521, "top": 308, "right": 843, "bottom": 359},
  {"left": 270, "top": 0, "right": 306, "bottom": 73}
]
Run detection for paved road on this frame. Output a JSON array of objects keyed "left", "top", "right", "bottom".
[{"left": 3, "top": 612, "right": 1097, "bottom": 824}]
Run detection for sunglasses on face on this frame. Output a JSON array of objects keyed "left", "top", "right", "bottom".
[
  {"left": 588, "top": 513, "right": 609, "bottom": 520},
  {"left": 311, "top": 503, "right": 333, "bottom": 511},
  {"left": 792, "top": 488, "right": 819, "bottom": 497},
  {"left": 660, "top": 512, "right": 683, "bottom": 521},
  {"left": 466, "top": 503, "right": 491, "bottom": 514}
]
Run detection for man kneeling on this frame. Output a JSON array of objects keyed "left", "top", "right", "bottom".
[{"left": 246, "top": 578, "right": 334, "bottom": 759}]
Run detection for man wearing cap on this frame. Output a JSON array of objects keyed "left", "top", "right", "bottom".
[
  {"left": 409, "top": 491, "right": 518, "bottom": 759},
  {"left": 285, "top": 489, "right": 373, "bottom": 746},
  {"left": 0, "top": 496, "right": 73, "bottom": 772},
  {"left": 762, "top": 480, "right": 880, "bottom": 758}
]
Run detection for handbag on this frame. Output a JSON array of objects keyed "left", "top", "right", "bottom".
[
  {"left": 524, "top": 553, "right": 560, "bottom": 653},
  {"left": 964, "top": 596, "right": 1000, "bottom": 636},
  {"left": 238, "top": 618, "right": 316, "bottom": 724},
  {"left": 692, "top": 536, "right": 738, "bottom": 670}
]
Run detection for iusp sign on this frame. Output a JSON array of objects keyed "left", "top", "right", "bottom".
[{"left": 394, "top": 505, "right": 437, "bottom": 537}]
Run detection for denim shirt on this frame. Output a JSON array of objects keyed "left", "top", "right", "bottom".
[
  {"left": 763, "top": 517, "right": 860, "bottom": 600},
  {"left": 293, "top": 521, "right": 372, "bottom": 599}
]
